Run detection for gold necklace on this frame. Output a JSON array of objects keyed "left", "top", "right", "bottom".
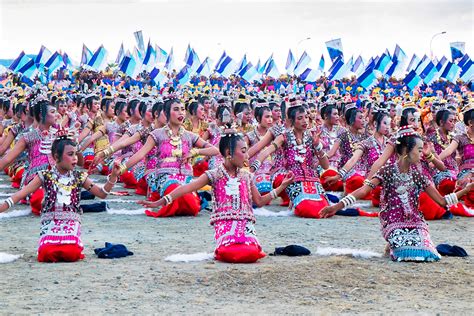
[
  {"left": 435, "top": 129, "right": 451, "bottom": 149},
  {"left": 45, "top": 171, "right": 78, "bottom": 192},
  {"left": 166, "top": 125, "right": 184, "bottom": 157}
]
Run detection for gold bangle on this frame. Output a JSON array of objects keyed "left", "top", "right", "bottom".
[
  {"left": 190, "top": 148, "right": 199, "bottom": 157},
  {"left": 119, "top": 163, "right": 128, "bottom": 175}
]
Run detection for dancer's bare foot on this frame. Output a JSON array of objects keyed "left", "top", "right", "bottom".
[{"left": 383, "top": 243, "right": 390, "bottom": 257}]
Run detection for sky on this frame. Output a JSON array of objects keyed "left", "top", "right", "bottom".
[{"left": 0, "top": 0, "right": 472, "bottom": 70}]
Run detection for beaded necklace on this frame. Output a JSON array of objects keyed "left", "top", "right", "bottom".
[
  {"left": 165, "top": 125, "right": 184, "bottom": 157},
  {"left": 371, "top": 135, "right": 387, "bottom": 157},
  {"left": 288, "top": 129, "right": 311, "bottom": 163},
  {"left": 221, "top": 165, "right": 242, "bottom": 210},
  {"left": 435, "top": 128, "right": 451, "bottom": 149}
]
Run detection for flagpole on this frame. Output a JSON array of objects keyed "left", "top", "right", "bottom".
[{"left": 430, "top": 31, "right": 446, "bottom": 60}]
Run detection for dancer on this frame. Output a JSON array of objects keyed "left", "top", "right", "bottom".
[
  {"left": 0, "top": 134, "right": 121, "bottom": 262},
  {"left": 320, "top": 126, "right": 474, "bottom": 262},
  {"left": 138, "top": 131, "right": 294, "bottom": 263}
]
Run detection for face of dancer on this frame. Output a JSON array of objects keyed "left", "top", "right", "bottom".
[
  {"left": 406, "top": 138, "right": 423, "bottom": 164},
  {"left": 390, "top": 106, "right": 396, "bottom": 119},
  {"left": 203, "top": 99, "right": 211, "bottom": 112},
  {"left": 378, "top": 116, "right": 391, "bottom": 136},
  {"left": 56, "top": 144, "right": 78, "bottom": 171},
  {"left": 406, "top": 112, "right": 420, "bottom": 129},
  {"left": 442, "top": 114, "right": 455, "bottom": 132},
  {"left": 230, "top": 140, "right": 249, "bottom": 168},
  {"left": 241, "top": 108, "right": 253, "bottom": 125},
  {"left": 293, "top": 109, "right": 309, "bottom": 131},
  {"left": 329, "top": 108, "right": 339, "bottom": 125},
  {"left": 352, "top": 111, "right": 364, "bottom": 129},
  {"left": 272, "top": 106, "right": 282, "bottom": 122},
  {"left": 145, "top": 109, "right": 154, "bottom": 123},
  {"left": 157, "top": 110, "right": 167, "bottom": 126},
  {"left": 57, "top": 102, "right": 67, "bottom": 116},
  {"left": 133, "top": 105, "right": 142, "bottom": 120},
  {"left": 308, "top": 107, "right": 317, "bottom": 121},
  {"left": 260, "top": 110, "right": 273, "bottom": 129},
  {"left": 45, "top": 106, "right": 57, "bottom": 126},
  {"left": 90, "top": 99, "right": 100, "bottom": 114},
  {"left": 106, "top": 102, "right": 116, "bottom": 118},
  {"left": 169, "top": 102, "right": 186, "bottom": 126},
  {"left": 119, "top": 106, "right": 129, "bottom": 121},
  {"left": 195, "top": 104, "right": 205, "bottom": 121}
]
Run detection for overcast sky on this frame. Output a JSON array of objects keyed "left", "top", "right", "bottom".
[{"left": 0, "top": 0, "right": 472, "bottom": 69}]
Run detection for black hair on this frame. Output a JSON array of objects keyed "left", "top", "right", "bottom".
[
  {"left": 2, "top": 98, "right": 11, "bottom": 113},
  {"left": 281, "top": 101, "right": 287, "bottom": 121},
  {"left": 287, "top": 105, "right": 306, "bottom": 125},
  {"left": 152, "top": 101, "right": 164, "bottom": 120},
  {"left": 187, "top": 101, "right": 200, "bottom": 116},
  {"left": 464, "top": 109, "right": 474, "bottom": 126},
  {"left": 400, "top": 107, "right": 417, "bottom": 127},
  {"left": 51, "top": 138, "right": 77, "bottom": 163},
  {"left": 127, "top": 99, "right": 141, "bottom": 117},
  {"left": 268, "top": 102, "right": 279, "bottom": 111},
  {"left": 344, "top": 107, "right": 360, "bottom": 126},
  {"left": 114, "top": 97, "right": 127, "bottom": 117},
  {"left": 32, "top": 100, "right": 49, "bottom": 123},
  {"left": 137, "top": 100, "right": 148, "bottom": 118},
  {"left": 233, "top": 102, "right": 250, "bottom": 116},
  {"left": 199, "top": 96, "right": 210, "bottom": 104},
  {"left": 163, "top": 98, "right": 180, "bottom": 121},
  {"left": 14, "top": 103, "right": 27, "bottom": 118},
  {"left": 395, "top": 134, "right": 422, "bottom": 156},
  {"left": 435, "top": 109, "right": 454, "bottom": 126},
  {"left": 254, "top": 103, "right": 271, "bottom": 123},
  {"left": 219, "top": 133, "right": 244, "bottom": 157},
  {"left": 216, "top": 105, "right": 230, "bottom": 122},
  {"left": 101, "top": 97, "right": 114, "bottom": 113},
  {"left": 321, "top": 105, "right": 337, "bottom": 120},
  {"left": 85, "top": 95, "right": 100, "bottom": 110},
  {"left": 373, "top": 111, "right": 389, "bottom": 132}
]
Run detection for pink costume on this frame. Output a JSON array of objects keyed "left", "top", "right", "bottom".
[
  {"left": 206, "top": 123, "right": 223, "bottom": 170},
  {"left": 320, "top": 124, "right": 342, "bottom": 168},
  {"left": 36, "top": 168, "right": 88, "bottom": 262},
  {"left": 205, "top": 165, "right": 265, "bottom": 263},
  {"left": 426, "top": 129, "right": 458, "bottom": 190},
  {"left": 374, "top": 162, "right": 441, "bottom": 262},
  {"left": 247, "top": 129, "right": 273, "bottom": 194},
  {"left": 145, "top": 127, "right": 201, "bottom": 217},
  {"left": 282, "top": 129, "right": 329, "bottom": 218}
]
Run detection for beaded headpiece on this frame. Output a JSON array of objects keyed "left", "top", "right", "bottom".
[{"left": 395, "top": 125, "right": 419, "bottom": 144}]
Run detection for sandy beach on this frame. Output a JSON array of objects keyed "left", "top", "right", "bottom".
[{"left": 1, "top": 173, "right": 473, "bottom": 315}]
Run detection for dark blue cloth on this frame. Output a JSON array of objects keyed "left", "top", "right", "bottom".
[
  {"left": 94, "top": 242, "right": 134, "bottom": 259},
  {"left": 274, "top": 245, "right": 311, "bottom": 256},
  {"left": 336, "top": 208, "right": 360, "bottom": 216},
  {"left": 436, "top": 244, "right": 468, "bottom": 257}
]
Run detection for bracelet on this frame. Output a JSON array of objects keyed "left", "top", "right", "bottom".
[
  {"left": 270, "top": 189, "right": 278, "bottom": 199},
  {"left": 317, "top": 152, "right": 328, "bottom": 160},
  {"left": 340, "top": 194, "right": 356, "bottom": 208},
  {"left": 271, "top": 141, "right": 279, "bottom": 151},
  {"left": 5, "top": 197, "right": 14, "bottom": 209},
  {"left": 338, "top": 168, "right": 348, "bottom": 179},
  {"left": 190, "top": 148, "right": 199, "bottom": 157},
  {"left": 444, "top": 193, "right": 458, "bottom": 207},
  {"left": 101, "top": 185, "right": 111, "bottom": 195},
  {"left": 363, "top": 179, "right": 376, "bottom": 189},
  {"left": 107, "top": 174, "right": 117, "bottom": 185},
  {"left": 251, "top": 160, "right": 262, "bottom": 171},
  {"left": 86, "top": 183, "right": 95, "bottom": 191},
  {"left": 163, "top": 194, "right": 173, "bottom": 205},
  {"left": 315, "top": 142, "right": 323, "bottom": 152},
  {"left": 119, "top": 163, "right": 128, "bottom": 175},
  {"left": 425, "top": 152, "right": 435, "bottom": 162}
]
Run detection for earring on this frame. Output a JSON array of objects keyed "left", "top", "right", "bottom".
[
  {"left": 402, "top": 154, "right": 408, "bottom": 160},
  {"left": 226, "top": 156, "right": 231, "bottom": 160}
]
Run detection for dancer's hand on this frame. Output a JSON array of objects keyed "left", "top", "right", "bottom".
[
  {"left": 281, "top": 171, "right": 295, "bottom": 188},
  {"left": 93, "top": 151, "right": 105, "bottom": 166},
  {"left": 111, "top": 160, "right": 122, "bottom": 178},
  {"left": 422, "top": 141, "right": 434, "bottom": 157},
  {"left": 311, "top": 127, "right": 322, "bottom": 146},
  {"left": 320, "top": 205, "right": 338, "bottom": 218},
  {"left": 137, "top": 199, "right": 165, "bottom": 208}
]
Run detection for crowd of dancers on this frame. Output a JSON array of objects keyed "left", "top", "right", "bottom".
[{"left": 0, "top": 78, "right": 473, "bottom": 263}]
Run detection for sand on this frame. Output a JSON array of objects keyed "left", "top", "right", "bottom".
[{"left": 0, "top": 173, "right": 473, "bottom": 315}]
